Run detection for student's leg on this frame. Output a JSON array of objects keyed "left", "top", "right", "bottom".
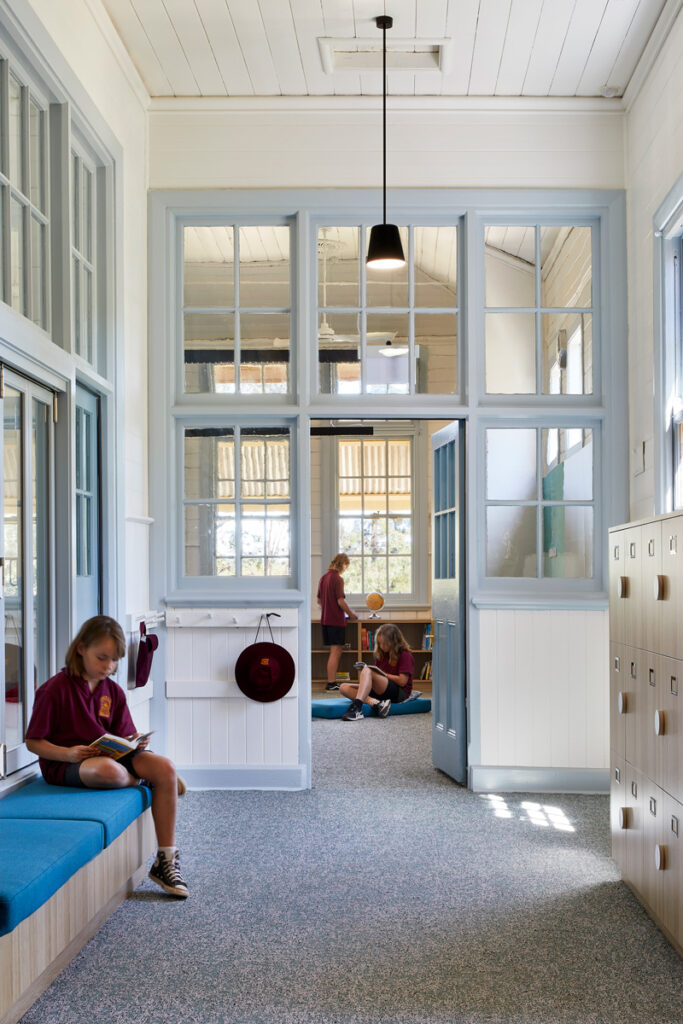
[
  {"left": 326, "top": 644, "right": 343, "bottom": 686},
  {"left": 339, "top": 681, "right": 359, "bottom": 700},
  {"left": 78, "top": 756, "right": 139, "bottom": 789},
  {"left": 130, "top": 751, "right": 178, "bottom": 848},
  {"left": 356, "top": 667, "right": 388, "bottom": 705}
]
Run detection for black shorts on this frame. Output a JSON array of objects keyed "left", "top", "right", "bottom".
[
  {"left": 369, "top": 679, "right": 407, "bottom": 703},
  {"left": 322, "top": 624, "right": 346, "bottom": 646},
  {"left": 61, "top": 749, "right": 143, "bottom": 788}
]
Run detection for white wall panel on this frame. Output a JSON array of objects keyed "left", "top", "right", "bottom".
[{"left": 477, "top": 608, "right": 609, "bottom": 771}]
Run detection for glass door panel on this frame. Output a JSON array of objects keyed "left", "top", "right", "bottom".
[{"left": 4, "top": 387, "right": 24, "bottom": 761}]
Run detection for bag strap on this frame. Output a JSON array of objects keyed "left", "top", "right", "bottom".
[{"left": 253, "top": 611, "right": 280, "bottom": 644}]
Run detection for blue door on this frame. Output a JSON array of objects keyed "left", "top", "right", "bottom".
[
  {"left": 74, "top": 385, "right": 100, "bottom": 629},
  {"left": 432, "top": 420, "right": 467, "bottom": 785}
]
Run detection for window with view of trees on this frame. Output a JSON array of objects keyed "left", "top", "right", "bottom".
[{"left": 336, "top": 436, "right": 413, "bottom": 595}]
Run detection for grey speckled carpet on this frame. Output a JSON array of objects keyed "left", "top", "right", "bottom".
[{"left": 20, "top": 714, "right": 683, "bottom": 1024}]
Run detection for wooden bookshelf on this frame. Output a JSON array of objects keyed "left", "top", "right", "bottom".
[{"left": 311, "top": 617, "right": 433, "bottom": 693}]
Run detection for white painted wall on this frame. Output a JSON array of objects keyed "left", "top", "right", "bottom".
[
  {"left": 625, "top": 6, "right": 683, "bottom": 520},
  {"left": 149, "top": 101, "right": 624, "bottom": 191}
]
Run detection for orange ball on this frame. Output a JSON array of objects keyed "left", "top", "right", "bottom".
[{"left": 366, "top": 591, "right": 384, "bottom": 612}]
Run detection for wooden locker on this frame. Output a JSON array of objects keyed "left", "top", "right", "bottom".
[
  {"left": 623, "top": 526, "right": 643, "bottom": 650},
  {"left": 658, "top": 655, "right": 682, "bottom": 798},
  {"left": 642, "top": 779, "right": 666, "bottom": 923},
  {"left": 624, "top": 763, "right": 645, "bottom": 896},
  {"left": 610, "top": 753, "right": 627, "bottom": 870},
  {"left": 661, "top": 792, "right": 682, "bottom": 950},
  {"left": 610, "top": 642, "right": 626, "bottom": 760},
  {"left": 661, "top": 516, "right": 683, "bottom": 661},
  {"left": 609, "top": 530, "right": 627, "bottom": 645},
  {"left": 642, "top": 651, "right": 660, "bottom": 786},
  {"left": 641, "top": 519, "right": 663, "bottom": 656},
  {"left": 624, "top": 648, "right": 645, "bottom": 772}
]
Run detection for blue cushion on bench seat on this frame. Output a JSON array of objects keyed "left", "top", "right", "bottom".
[
  {"left": 0, "top": 818, "right": 103, "bottom": 936},
  {"left": 312, "top": 696, "right": 431, "bottom": 719},
  {"left": 0, "top": 779, "right": 152, "bottom": 846}
]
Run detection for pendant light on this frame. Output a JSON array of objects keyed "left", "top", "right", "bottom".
[{"left": 366, "top": 14, "right": 405, "bottom": 270}]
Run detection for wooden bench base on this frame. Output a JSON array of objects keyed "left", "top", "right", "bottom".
[{"left": 0, "top": 809, "right": 155, "bottom": 1024}]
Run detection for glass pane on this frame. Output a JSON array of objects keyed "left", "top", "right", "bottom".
[
  {"left": 73, "top": 255, "right": 81, "bottom": 355},
  {"left": 184, "top": 312, "right": 235, "bottom": 394},
  {"left": 363, "top": 516, "right": 387, "bottom": 554},
  {"left": 541, "top": 313, "right": 592, "bottom": 395},
  {"left": 241, "top": 512, "right": 265, "bottom": 555},
  {"left": 241, "top": 434, "right": 290, "bottom": 499},
  {"left": 318, "top": 227, "right": 359, "bottom": 307},
  {"left": 266, "top": 508, "right": 290, "bottom": 558},
  {"left": 388, "top": 556, "right": 411, "bottom": 593},
  {"left": 0, "top": 187, "right": 4, "bottom": 302},
  {"left": 318, "top": 312, "right": 360, "bottom": 394},
  {"left": 9, "top": 75, "right": 24, "bottom": 191},
  {"left": 363, "top": 480, "right": 387, "bottom": 515},
  {"left": 388, "top": 440, "right": 410, "bottom": 477},
  {"left": 415, "top": 312, "right": 457, "bottom": 394},
  {"left": 388, "top": 517, "right": 411, "bottom": 554},
  {"left": 184, "top": 503, "right": 235, "bottom": 577},
  {"left": 184, "top": 430, "right": 234, "bottom": 501},
  {"left": 540, "top": 226, "right": 592, "bottom": 308},
  {"left": 485, "top": 226, "right": 536, "bottom": 306},
  {"left": 83, "top": 166, "right": 93, "bottom": 261},
  {"left": 4, "top": 388, "right": 24, "bottom": 750},
  {"left": 239, "top": 226, "right": 290, "bottom": 307},
  {"left": 486, "top": 506, "right": 537, "bottom": 577},
  {"left": 542, "top": 429, "right": 593, "bottom": 499},
  {"left": 29, "top": 100, "right": 45, "bottom": 211},
  {"left": 184, "top": 225, "right": 234, "bottom": 308},
  {"left": 339, "top": 517, "right": 362, "bottom": 553},
  {"left": 388, "top": 482, "right": 411, "bottom": 514},
  {"left": 343, "top": 558, "right": 362, "bottom": 593},
  {"left": 366, "top": 226, "right": 408, "bottom": 307},
  {"left": 83, "top": 266, "right": 93, "bottom": 362},
  {"left": 239, "top": 312, "right": 289, "bottom": 394},
  {"left": 362, "top": 439, "right": 386, "bottom": 478},
  {"left": 10, "top": 199, "right": 25, "bottom": 315},
  {"left": 543, "top": 506, "right": 593, "bottom": 578},
  {"left": 366, "top": 313, "right": 410, "bottom": 394},
  {"left": 415, "top": 226, "right": 457, "bottom": 307},
  {"left": 30, "top": 216, "right": 46, "bottom": 329},
  {"left": 485, "top": 312, "right": 536, "bottom": 393},
  {"left": 486, "top": 428, "right": 537, "bottom": 500},
  {"left": 364, "top": 556, "right": 387, "bottom": 593},
  {"left": 72, "top": 153, "right": 79, "bottom": 249}
]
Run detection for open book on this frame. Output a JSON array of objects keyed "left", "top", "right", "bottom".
[
  {"left": 88, "top": 732, "right": 154, "bottom": 759},
  {"left": 353, "top": 661, "right": 388, "bottom": 678}
]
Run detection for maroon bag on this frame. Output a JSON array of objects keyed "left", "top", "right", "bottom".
[{"left": 135, "top": 620, "right": 159, "bottom": 688}]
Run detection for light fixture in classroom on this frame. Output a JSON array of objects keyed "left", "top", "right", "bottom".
[{"left": 366, "top": 15, "right": 406, "bottom": 271}]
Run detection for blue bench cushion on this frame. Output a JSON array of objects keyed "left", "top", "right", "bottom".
[
  {"left": 0, "top": 818, "right": 103, "bottom": 936},
  {"left": 0, "top": 779, "right": 152, "bottom": 846},
  {"left": 312, "top": 696, "right": 432, "bottom": 719}
]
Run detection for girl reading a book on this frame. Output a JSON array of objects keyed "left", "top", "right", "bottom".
[
  {"left": 339, "top": 623, "right": 414, "bottom": 722},
  {"left": 25, "top": 615, "right": 188, "bottom": 899}
]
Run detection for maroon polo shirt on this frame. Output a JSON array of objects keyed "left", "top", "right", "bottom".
[
  {"left": 26, "top": 669, "right": 137, "bottom": 785},
  {"left": 317, "top": 569, "right": 346, "bottom": 627},
  {"left": 376, "top": 650, "right": 415, "bottom": 697}
]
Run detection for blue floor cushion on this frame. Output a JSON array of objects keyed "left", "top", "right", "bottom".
[
  {"left": 312, "top": 696, "right": 431, "bottom": 719},
  {"left": 0, "top": 778, "right": 152, "bottom": 846},
  {"left": 0, "top": 818, "right": 103, "bottom": 935}
]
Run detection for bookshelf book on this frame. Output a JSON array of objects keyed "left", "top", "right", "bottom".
[{"left": 311, "top": 617, "right": 433, "bottom": 692}]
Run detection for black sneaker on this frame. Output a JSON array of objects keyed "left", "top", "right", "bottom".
[
  {"left": 148, "top": 850, "right": 189, "bottom": 898},
  {"left": 341, "top": 700, "right": 364, "bottom": 722},
  {"left": 375, "top": 699, "right": 391, "bottom": 718},
  {"left": 325, "top": 681, "right": 339, "bottom": 691}
]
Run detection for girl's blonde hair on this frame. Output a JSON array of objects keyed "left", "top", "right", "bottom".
[
  {"left": 328, "top": 552, "right": 350, "bottom": 572},
  {"left": 375, "top": 623, "right": 409, "bottom": 663},
  {"left": 65, "top": 616, "right": 126, "bottom": 678}
]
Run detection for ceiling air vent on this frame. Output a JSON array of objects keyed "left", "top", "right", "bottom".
[{"left": 318, "top": 36, "right": 451, "bottom": 74}]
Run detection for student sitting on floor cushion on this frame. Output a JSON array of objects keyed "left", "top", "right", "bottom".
[
  {"left": 25, "top": 615, "right": 189, "bottom": 899},
  {"left": 339, "top": 623, "right": 414, "bottom": 722}
]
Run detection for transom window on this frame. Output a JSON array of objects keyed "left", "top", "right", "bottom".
[
  {"left": 336, "top": 436, "right": 413, "bottom": 595},
  {"left": 484, "top": 225, "right": 593, "bottom": 396},
  {"left": 71, "top": 148, "right": 97, "bottom": 364},
  {"left": 485, "top": 426, "right": 595, "bottom": 579},
  {"left": 183, "top": 426, "right": 291, "bottom": 578},
  {"left": 317, "top": 225, "right": 458, "bottom": 396},
  {"left": 182, "top": 224, "right": 291, "bottom": 396},
  {"left": 0, "top": 61, "right": 49, "bottom": 330}
]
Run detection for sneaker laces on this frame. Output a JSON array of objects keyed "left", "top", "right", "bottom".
[{"left": 161, "top": 851, "right": 184, "bottom": 885}]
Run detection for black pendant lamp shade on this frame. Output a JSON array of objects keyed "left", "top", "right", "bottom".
[{"left": 366, "top": 15, "right": 405, "bottom": 270}]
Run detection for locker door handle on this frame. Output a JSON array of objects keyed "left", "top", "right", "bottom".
[
  {"left": 649, "top": 668, "right": 656, "bottom": 687},
  {"left": 671, "top": 676, "right": 678, "bottom": 696},
  {"left": 617, "top": 576, "right": 629, "bottom": 598},
  {"left": 654, "top": 845, "right": 666, "bottom": 870},
  {"left": 619, "top": 807, "right": 629, "bottom": 829},
  {"left": 617, "top": 691, "right": 627, "bottom": 714},
  {"left": 648, "top": 538, "right": 656, "bottom": 557},
  {"left": 653, "top": 575, "right": 666, "bottom": 600},
  {"left": 654, "top": 710, "right": 666, "bottom": 736}
]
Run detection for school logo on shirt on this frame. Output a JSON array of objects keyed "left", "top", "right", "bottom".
[{"left": 98, "top": 695, "right": 112, "bottom": 719}]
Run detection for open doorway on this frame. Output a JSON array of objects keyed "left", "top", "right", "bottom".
[{"left": 309, "top": 417, "right": 464, "bottom": 781}]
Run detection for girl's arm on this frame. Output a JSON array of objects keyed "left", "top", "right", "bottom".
[{"left": 26, "top": 738, "right": 98, "bottom": 763}]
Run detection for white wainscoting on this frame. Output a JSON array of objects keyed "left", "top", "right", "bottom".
[
  {"left": 164, "top": 607, "right": 302, "bottom": 789},
  {"left": 473, "top": 607, "right": 609, "bottom": 793}
]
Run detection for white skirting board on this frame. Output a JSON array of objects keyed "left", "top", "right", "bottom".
[
  {"left": 469, "top": 765, "right": 610, "bottom": 794},
  {"left": 176, "top": 764, "right": 306, "bottom": 790}
]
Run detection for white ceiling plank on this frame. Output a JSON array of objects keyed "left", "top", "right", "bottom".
[
  {"left": 258, "top": 0, "right": 308, "bottom": 94},
  {"left": 130, "top": 0, "right": 201, "bottom": 94},
  {"left": 161, "top": 0, "right": 226, "bottom": 94},
  {"left": 321, "top": 0, "right": 361, "bottom": 95},
  {"left": 495, "top": 0, "right": 544, "bottom": 95},
  {"left": 102, "top": 0, "right": 174, "bottom": 95},
  {"left": 548, "top": 0, "right": 610, "bottom": 97},
  {"left": 193, "top": 0, "right": 255, "bottom": 94},
  {"left": 387, "top": 0, "right": 418, "bottom": 96},
  {"left": 226, "top": 0, "right": 281, "bottom": 96},
  {"left": 598, "top": 0, "right": 665, "bottom": 96},
  {"left": 577, "top": 0, "right": 640, "bottom": 95},
  {"left": 440, "top": 0, "right": 481, "bottom": 96},
  {"left": 522, "top": 0, "right": 576, "bottom": 96},
  {"left": 290, "top": 0, "right": 335, "bottom": 95},
  {"left": 469, "top": 0, "right": 513, "bottom": 95},
  {"left": 415, "top": 0, "right": 448, "bottom": 95}
]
